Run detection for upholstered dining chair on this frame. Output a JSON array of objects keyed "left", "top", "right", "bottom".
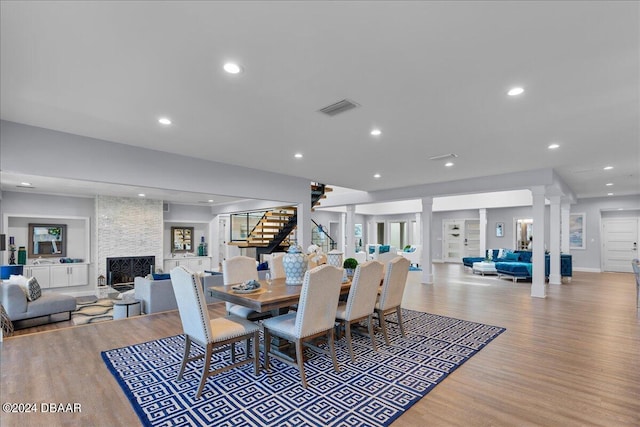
[
  {"left": 222, "top": 256, "right": 261, "bottom": 319},
  {"left": 269, "top": 253, "right": 286, "bottom": 279},
  {"left": 335, "top": 260, "right": 384, "bottom": 362},
  {"left": 375, "top": 256, "right": 410, "bottom": 345},
  {"left": 170, "top": 266, "right": 260, "bottom": 399},
  {"left": 262, "top": 264, "right": 344, "bottom": 389}
]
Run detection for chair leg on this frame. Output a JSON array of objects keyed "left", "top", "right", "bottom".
[
  {"left": 295, "top": 339, "right": 307, "bottom": 389},
  {"left": 395, "top": 306, "right": 406, "bottom": 338},
  {"left": 195, "top": 343, "right": 214, "bottom": 398},
  {"left": 263, "top": 327, "right": 271, "bottom": 371},
  {"left": 345, "top": 321, "right": 355, "bottom": 363},
  {"left": 231, "top": 341, "right": 236, "bottom": 363},
  {"left": 177, "top": 335, "right": 192, "bottom": 380},
  {"left": 367, "top": 314, "right": 378, "bottom": 352},
  {"left": 252, "top": 331, "right": 260, "bottom": 376},
  {"left": 328, "top": 329, "right": 340, "bottom": 373},
  {"left": 377, "top": 309, "right": 391, "bottom": 345}
]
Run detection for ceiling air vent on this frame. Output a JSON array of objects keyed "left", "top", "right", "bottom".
[
  {"left": 429, "top": 153, "right": 459, "bottom": 161},
  {"left": 318, "top": 99, "right": 360, "bottom": 116}
]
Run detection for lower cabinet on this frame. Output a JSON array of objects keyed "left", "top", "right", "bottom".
[
  {"left": 49, "top": 264, "right": 89, "bottom": 288},
  {"left": 23, "top": 266, "right": 52, "bottom": 289},
  {"left": 163, "top": 257, "right": 212, "bottom": 273}
]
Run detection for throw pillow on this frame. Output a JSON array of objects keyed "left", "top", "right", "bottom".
[
  {"left": 505, "top": 252, "right": 520, "bottom": 261},
  {"left": 368, "top": 246, "right": 376, "bottom": 254},
  {"left": 152, "top": 273, "right": 171, "bottom": 280},
  {"left": 24, "top": 277, "right": 42, "bottom": 302},
  {"left": 379, "top": 245, "right": 390, "bottom": 254}
]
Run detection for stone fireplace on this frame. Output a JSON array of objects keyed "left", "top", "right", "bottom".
[{"left": 107, "top": 256, "right": 155, "bottom": 289}]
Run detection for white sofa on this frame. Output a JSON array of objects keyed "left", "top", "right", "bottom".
[
  {"left": 366, "top": 244, "right": 398, "bottom": 261},
  {"left": 1, "top": 283, "right": 76, "bottom": 322}
]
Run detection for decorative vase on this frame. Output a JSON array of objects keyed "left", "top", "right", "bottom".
[
  {"left": 283, "top": 245, "right": 308, "bottom": 285},
  {"left": 17, "top": 246, "right": 27, "bottom": 265},
  {"left": 327, "top": 250, "right": 343, "bottom": 268}
]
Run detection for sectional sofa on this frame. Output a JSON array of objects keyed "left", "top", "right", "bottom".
[{"left": 463, "top": 249, "right": 572, "bottom": 281}]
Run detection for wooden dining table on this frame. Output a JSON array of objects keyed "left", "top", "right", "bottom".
[{"left": 208, "top": 276, "right": 351, "bottom": 314}]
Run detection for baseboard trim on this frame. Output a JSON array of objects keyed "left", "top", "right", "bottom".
[{"left": 573, "top": 267, "right": 602, "bottom": 273}]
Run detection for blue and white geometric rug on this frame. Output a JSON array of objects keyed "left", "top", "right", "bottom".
[{"left": 102, "top": 310, "right": 505, "bottom": 427}]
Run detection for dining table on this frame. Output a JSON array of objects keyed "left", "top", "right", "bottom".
[{"left": 208, "top": 276, "right": 351, "bottom": 315}]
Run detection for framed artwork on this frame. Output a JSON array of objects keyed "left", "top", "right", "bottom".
[
  {"left": 569, "top": 213, "right": 586, "bottom": 249},
  {"left": 354, "top": 223, "right": 363, "bottom": 238},
  {"left": 495, "top": 222, "right": 504, "bottom": 237}
]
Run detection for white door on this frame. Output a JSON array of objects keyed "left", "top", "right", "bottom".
[{"left": 602, "top": 218, "right": 639, "bottom": 272}]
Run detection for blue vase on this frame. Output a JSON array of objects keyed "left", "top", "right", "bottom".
[{"left": 283, "top": 245, "right": 308, "bottom": 285}]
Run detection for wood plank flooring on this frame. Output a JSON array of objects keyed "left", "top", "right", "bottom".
[{"left": 1, "top": 264, "right": 638, "bottom": 426}]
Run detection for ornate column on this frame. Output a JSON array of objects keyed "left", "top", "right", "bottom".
[{"left": 345, "top": 205, "right": 356, "bottom": 258}]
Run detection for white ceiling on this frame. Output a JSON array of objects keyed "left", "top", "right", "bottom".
[{"left": 1, "top": 1, "right": 638, "bottom": 203}]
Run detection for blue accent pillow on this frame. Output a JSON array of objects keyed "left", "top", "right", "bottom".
[
  {"left": 369, "top": 247, "right": 376, "bottom": 254},
  {"left": 408, "top": 248, "right": 416, "bottom": 252},
  {"left": 379, "top": 245, "right": 390, "bottom": 254},
  {"left": 153, "top": 273, "right": 171, "bottom": 280},
  {"left": 257, "top": 262, "right": 269, "bottom": 271},
  {"left": 505, "top": 252, "right": 520, "bottom": 261}
]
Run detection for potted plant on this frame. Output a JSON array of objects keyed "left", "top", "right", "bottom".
[{"left": 343, "top": 257, "right": 358, "bottom": 277}]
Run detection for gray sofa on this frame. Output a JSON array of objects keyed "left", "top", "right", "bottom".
[
  {"left": 134, "top": 273, "right": 226, "bottom": 314},
  {"left": 1, "top": 283, "right": 77, "bottom": 322}
]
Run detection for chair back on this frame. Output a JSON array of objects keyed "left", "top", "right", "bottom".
[
  {"left": 170, "top": 266, "right": 212, "bottom": 345},
  {"left": 294, "top": 265, "right": 343, "bottom": 338},
  {"left": 632, "top": 259, "right": 640, "bottom": 286},
  {"left": 378, "top": 256, "right": 410, "bottom": 311},
  {"left": 270, "top": 254, "right": 286, "bottom": 279},
  {"left": 343, "top": 260, "right": 384, "bottom": 321},
  {"left": 223, "top": 256, "right": 259, "bottom": 285}
]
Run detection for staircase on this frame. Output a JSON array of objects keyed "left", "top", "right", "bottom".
[{"left": 231, "top": 183, "right": 332, "bottom": 260}]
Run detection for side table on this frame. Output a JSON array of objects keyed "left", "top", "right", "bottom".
[{"left": 113, "top": 298, "right": 142, "bottom": 320}]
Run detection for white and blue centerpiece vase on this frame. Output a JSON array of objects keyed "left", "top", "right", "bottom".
[{"left": 283, "top": 245, "right": 308, "bottom": 285}]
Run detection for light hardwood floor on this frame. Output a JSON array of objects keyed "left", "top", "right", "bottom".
[{"left": 1, "top": 264, "right": 638, "bottom": 427}]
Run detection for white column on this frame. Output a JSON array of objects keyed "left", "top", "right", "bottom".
[
  {"left": 345, "top": 205, "right": 356, "bottom": 258},
  {"left": 420, "top": 197, "right": 434, "bottom": 284},
  {"left": 531, "top": 186, "right": 546, "bottom": 298},
  {"left": 561, "top": 201, "right": 571, "bottom": 254},
  {"left": 548, "top": 196, "right": 562, "bottom": 285},
  {"left": 415, "top": 213, "right": 422, "bottom": 246},
  {"left": 340, "top": 213, "right": 346, "bottom": 253},
  {"left": 297, "top": 202, "right": 310, "bottom": 250},
  {"left": 479, "top": 208, "right": 487, "bottom": 256}
]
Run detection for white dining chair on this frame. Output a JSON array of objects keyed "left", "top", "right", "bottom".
[
  {"left": 262, "top": 264, "right": 344, "bottom": 388},
  {"left": 170, "top": 266, "right": 260, "bottom": 398},
  {"left": 222, "top": 256, "right": 261, "bottom": 319},
  {"left": 335, "top": 260, "right": 384, "bottom": 362},
  {"left": 269, "top": 253, "right": 286, "bottom": 279},
  {"left": 375, "top": 256, "right": 410, "bottom": 345}
]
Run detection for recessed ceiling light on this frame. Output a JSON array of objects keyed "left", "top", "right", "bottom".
[
  {"left": 223, "top": 62, "right": 242, "bottom": 74},
  {"left": 548, "top": 143, "right": 560, "bottom": 149},
  {"left": 606, "top": 183, "right": 614, "bottom": 186},
  {"left": 445, "top": 162, "right": 454, "bottom": 167},
  {"left": 138, "top": 193, "right": 146, "bottom": 197},
  {"left": 158, "top": 117, "right": 172, "bottom": 125},
  {"left": 607, "top": 193, "right": 614, "bottom": 196},
  {"left": 294, "top": 153, "right": 303, "bottom": 159},
  {"left": 507, "top": 87, "right": 524, "bottom": 96},
  {"left": 20, "top": 182, "right": 32, "bottom": 186},
  {"left": 373, "top": 173, "right": 381, "bottom": 179},
  {"left": 370, "top": 129, "right": 381, "bottom": 136},
  {"left": 603, "top": 166, "right": 613, "bottom": 170},
  {"left": 208, "top": 199, "right": 214, "bottom": 203},
  {"left": 618, "top": 208, "right": 624, "bottom": 211}
]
